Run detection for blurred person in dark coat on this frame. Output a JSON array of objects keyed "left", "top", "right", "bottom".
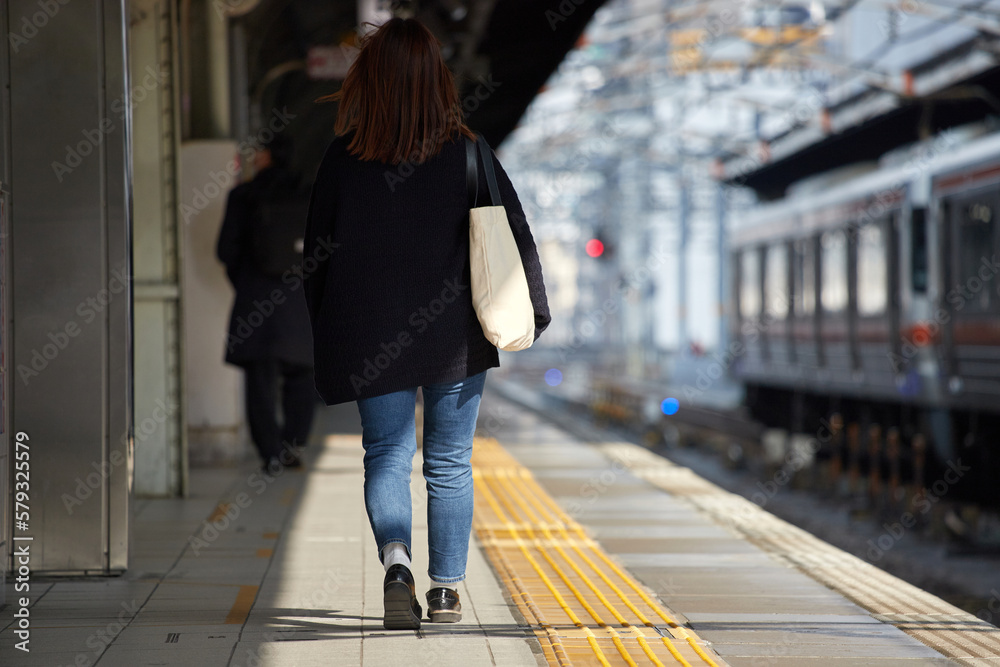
[{"left": 217, "top": 135, "right": 317, "bottom": 472}]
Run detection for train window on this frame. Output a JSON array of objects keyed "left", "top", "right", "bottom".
[
  {"left": 740, "top": 249, "right": 761, "bottom": 320},
  {"left": 821, "top": 230, "right": 848, "bottom": 313},
  {"left": 857, "top": 222, "right": 888, "bottom": 316},
  {"left": 911, "top": 209, "right": 927, "bottom": 293},
  {"left": 765, "top": 244, "right": 788, "bottom": 319},
  {"left": 793, "top": 238, "right": 815, "bottom": 316},
  {"left": 956, "top": 198, "right": 995, "bottom": 312}
]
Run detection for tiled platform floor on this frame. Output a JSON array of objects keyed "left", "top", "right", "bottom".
[
  {"left": 0, "top": 402, "right": 540, "bottom": 667},
  {"left": 1, "top": 380, "right": 992, "bottom": 665}
]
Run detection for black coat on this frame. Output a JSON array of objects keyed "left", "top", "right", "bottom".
[
  {"left": 217, "top": 167, "right": 314, "bottom": 368},
  {"left": 303, "top": 134, "right": 550, "bottom": 405}
]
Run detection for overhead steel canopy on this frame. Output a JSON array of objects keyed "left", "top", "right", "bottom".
[
  {"left": 720, "top": 35, "right": 1000, "bottom": 199},
  {"left": 232, "top": 0, "right": 611, "bottom": 149}
]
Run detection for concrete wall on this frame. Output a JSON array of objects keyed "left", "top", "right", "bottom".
[{"left": 180, "top": 141, "right": 249, "bottom": 465}]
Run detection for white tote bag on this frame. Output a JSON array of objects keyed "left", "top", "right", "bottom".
[{"left": 467, "top": 136, "right": 535, "bottom": 351}]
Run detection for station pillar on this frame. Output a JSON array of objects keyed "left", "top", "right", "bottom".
[{"left": 4, "top": 0, "right": 132, "bottom": 574}]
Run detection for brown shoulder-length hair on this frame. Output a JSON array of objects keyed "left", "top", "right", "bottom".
[{"left": 323, "top": 18, "right": 475, "bottom": 164}]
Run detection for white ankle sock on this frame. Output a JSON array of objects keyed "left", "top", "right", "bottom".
[
  {"left": 430, "top": 579, "right": 457, "bottom": 591},
  {"left": 381, "top": 543, "right": 410, "bottom": 571}
]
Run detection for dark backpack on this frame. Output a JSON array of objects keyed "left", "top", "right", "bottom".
[{"left": 250, "top": 182, "right": 310, "bottom": 279}]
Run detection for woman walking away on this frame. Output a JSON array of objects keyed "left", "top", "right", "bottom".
[{"left": 303, "top": 18, "right": 550, "bottom": 630}]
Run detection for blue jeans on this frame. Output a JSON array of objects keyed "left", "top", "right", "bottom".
[{"left": 356, "top": 371, "right": 487, "bottom": 583}]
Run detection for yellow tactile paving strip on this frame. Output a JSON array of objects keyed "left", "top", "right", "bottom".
[{"left": 471, "top": 437, "right": 727, "bottom": 667}]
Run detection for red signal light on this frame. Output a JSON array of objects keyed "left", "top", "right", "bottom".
[
  {"left": 586, "top": 239, "right": 605, "bottom": 257},
  {"left": 905, "top": 322, "right": 937, "bottom": 347}
]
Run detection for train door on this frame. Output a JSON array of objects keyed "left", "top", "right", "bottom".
[
  {"left": 897, "top": 203, "right": 941, "bottom": 398},
  {"left": 943, "top": 187, "right": 1000, "bottom": 411}
]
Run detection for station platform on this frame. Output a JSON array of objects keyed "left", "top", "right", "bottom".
[{"left": 3, "top": 376, "right": 1000, "bottom": 666}]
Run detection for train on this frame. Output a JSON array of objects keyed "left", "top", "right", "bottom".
[{"left": 728, "top": 123, "right": 1000, "bottom": 507}]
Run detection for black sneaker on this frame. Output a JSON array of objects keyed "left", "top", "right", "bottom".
[
  {"left": 426, "top": 587, "right": 461, "bottom": 623},
  {"left": 383, "top": 564, "right": 421, "bottom": 629}
]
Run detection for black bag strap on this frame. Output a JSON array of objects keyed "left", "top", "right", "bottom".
[
  {"left": 466, "top": 133, "right": 502, "bottom": 208},
  {"left": 466, "top": 136, "right": 478, "bottom": 209},
  {"left": 477, "top": 134, "right": 502, "bottom": 206}
]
